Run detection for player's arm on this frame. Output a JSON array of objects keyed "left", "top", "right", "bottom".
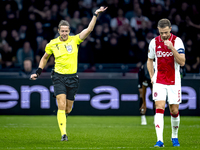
[
  {"left": 164, "top": 40, "right": 185, "bottom": 66},
  {"left": 79, "top": 6, "right": 107, "bottom": 40},
  {"left": 38, "top": 52, "right": 51, "bottom": 69},
  {"left": 30, "top": 52, "right": 51, "bottom": 80},
  {"left": 147, "top": 58, "right": 154, "bottom": 83},
  {"left": 170, "top": 48, "right": 185, "bottom": 66}
]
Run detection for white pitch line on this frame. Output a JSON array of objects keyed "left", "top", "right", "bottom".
[{"left": 1, "top": 147, "right": 149, "bottom": 150}]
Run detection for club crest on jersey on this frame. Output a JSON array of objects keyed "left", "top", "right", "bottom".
[
  {"left": 154, "top": 92, "right": 158, "bottom": 97},
  {"left": 65, "top": 45, "right": 73, "bottom": 53}
]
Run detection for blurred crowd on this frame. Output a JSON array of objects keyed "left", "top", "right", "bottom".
[{"left": 0, "top": 0, "right": 200, "bottom": 74}]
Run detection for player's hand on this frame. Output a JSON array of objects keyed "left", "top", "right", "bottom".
[
  {"left": 151, "top": 77, "right": 154, "bottom": 84},
  {"left": 30, "top": 74, "right": 38, "bottom": 80},
  {"left": 95, "top": 6, "right": 108, "bottom": 15},
  {"left": 164, "top": 40, "right": 173, "bottom": 50},
  {"left": 140, "top": 103, "right": 146, "bottom": 114}
]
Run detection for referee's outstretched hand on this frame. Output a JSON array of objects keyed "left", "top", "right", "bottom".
[{"left": 30, "top": 74, "right": 38, "bottom": 80}]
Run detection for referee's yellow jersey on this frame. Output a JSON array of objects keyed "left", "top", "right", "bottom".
[{"left": 45, "top": 34, "right": 83, "bottom": 74}]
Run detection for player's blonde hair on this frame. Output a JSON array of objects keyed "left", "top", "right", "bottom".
[
  {"left": 58, "top": 20, "right": 70, "bottom": 29},
  {"left": 157, "top": 18, "right": 171, "bottom": 28}
]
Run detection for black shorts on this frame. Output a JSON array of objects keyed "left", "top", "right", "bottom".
[
  {"left": 138, "top": 66, "right": 152, "bottom": 89},
  {"left": 51, "top": 70, "right": 79, "bottom": 100},
  {"left": 138, "top": 67, "right": 144, "bottom": 89},
  {"left": 142, "top": 80, "right": 152, "bottom": 88}
]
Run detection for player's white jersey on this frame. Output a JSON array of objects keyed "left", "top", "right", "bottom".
[{"left": 148, "top": 34, "right": 185, "bottom": 85}]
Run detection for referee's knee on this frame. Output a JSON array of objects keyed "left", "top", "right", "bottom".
[{"left": 57, "top": 101, "right": 66, "bottom": 110}]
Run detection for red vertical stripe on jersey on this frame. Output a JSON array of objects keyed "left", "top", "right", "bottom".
[{"left": 155, "top": 34, "right": 176, "bottom": 85}]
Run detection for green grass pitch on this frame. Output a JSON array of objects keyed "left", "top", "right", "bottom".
[{"left": 0, "top": 116, "right": 199, "bottom": 150}]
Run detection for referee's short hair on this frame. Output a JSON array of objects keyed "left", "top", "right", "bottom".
[
  {"left": 157, "top": 18, "right": 171, "bottom": 28},
  {"left": 58, "top": 20, "right": 70, "bottom": 29}
]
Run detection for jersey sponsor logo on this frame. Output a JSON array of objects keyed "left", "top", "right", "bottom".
[
  {"left": 65, "top": 45, "right": 73, "bottom": 53},
  {"left": 156, "top": 51, "right": 173, "bottom": 57}
]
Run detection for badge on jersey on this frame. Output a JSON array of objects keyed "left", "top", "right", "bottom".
[{"left": 65, "top": 45, "right": 73, "bottom": 53}]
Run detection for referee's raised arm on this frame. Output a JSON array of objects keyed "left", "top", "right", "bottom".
[{"left": 79, "top": 6, "right": 108, "bottom": 40}]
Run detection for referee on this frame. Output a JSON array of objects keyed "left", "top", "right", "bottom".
[{"left": 30, "top": 6, "right": 108, "bottom": 141}]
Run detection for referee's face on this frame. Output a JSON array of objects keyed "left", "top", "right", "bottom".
[
  {"left": 158, "top": 26, "right": 172, "bottom": 41},
  {"left": 58, "top": 26, "right": 70, "bottom": 41}
]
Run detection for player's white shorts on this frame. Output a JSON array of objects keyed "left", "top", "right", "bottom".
[{"left": 153, "top": 83, "right": 181, "bottom": 104}]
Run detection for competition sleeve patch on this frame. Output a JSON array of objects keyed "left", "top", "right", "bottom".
[
  {"left": 45, "top": 43, "right": 53, "bottom": 54},
  {"left": 76, "top": 34, "right": 83, "bottom": 44}
]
